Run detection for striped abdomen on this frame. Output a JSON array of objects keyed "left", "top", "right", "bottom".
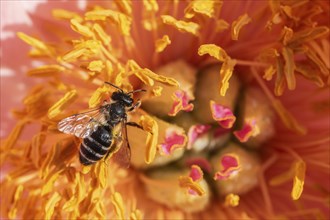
[{"left": 79, "top": 125, "right": 113, "bottom": 165}]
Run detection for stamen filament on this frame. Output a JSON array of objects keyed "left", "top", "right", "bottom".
[{"left": 235, "top": 59, "right": 269, "bottom": 67}]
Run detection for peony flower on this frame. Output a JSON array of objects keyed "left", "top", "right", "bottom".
[{"left": 1, "top": 1, "right": 329, "bottom": 219}]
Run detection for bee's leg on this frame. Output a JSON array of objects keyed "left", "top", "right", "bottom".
[
  {"left": 126, "top": 122, "right": 143, "bottom": 130},
  {"left": 128, "top": 100, "right": 141, "bottom": 112}
]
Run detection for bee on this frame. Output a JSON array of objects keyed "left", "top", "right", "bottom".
[{"left": 58, "top": 82, "right": 146, "bottom": 166}]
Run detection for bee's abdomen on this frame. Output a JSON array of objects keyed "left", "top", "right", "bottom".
[{"left": 79, "top": 126, "right": 112, "bottom": 165}]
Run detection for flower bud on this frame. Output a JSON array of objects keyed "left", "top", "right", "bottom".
[
  {"left": 128, "top": 110, "right": 187, "bottom": 169},
  {"left": 235, "top": 87, "right": 275, "bottom": 148},
  {"left": 211, "top": 143, "right": 261, "bottom": 196},
  {"left": 194, "top": 65, "right": 240, "bottom": 124},
  {"left": 141, "top": 166, "right": 210, "bottom": 213},
  {"left": 142, "top": 60, "right": 197, "bottom": 118}
]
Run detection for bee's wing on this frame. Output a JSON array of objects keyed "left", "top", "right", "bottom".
[
  {"left": 111, "top": 120, "right": 131, "bottom": 168},
  {"left": 57, "top": 107, "right": 108, "bottom": 138}
]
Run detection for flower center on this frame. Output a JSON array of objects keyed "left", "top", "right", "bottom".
[{"left": 128, "top": 60, "right": 276, "bottom": 212}]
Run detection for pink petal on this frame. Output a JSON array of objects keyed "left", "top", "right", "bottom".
[
  {"left": 185, "top": 157, "right": 212, "bottom": 173},
  {"left": 168, "top": 90, "right": 194, "bottom": 116},
  {"left": 160, "top": 129, "right": 187, "bottom": 155},
  {"left": 234, "top": 120, "right": 257, "bottom": 142},
  {"left": 214, "top": 154, "right": 240, "bottom": 181},
  {"left": 210, "top": 100, "right": 236, "bottom": 128},
  {"left": 187, "top": 124, "right": 211, "bottom": 149}
]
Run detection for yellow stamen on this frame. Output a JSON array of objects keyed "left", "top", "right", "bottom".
[
  {"left": 130, "top": 209, "right": 143, "bottom": 220},
  {"left": 291, "top": 160, "right": 306, "bottom": 200},
  {"left": 27, "top": 65, "right": 65, "bottom": 77},
  {"left": 269, "top": 160, "right": 306, "bottom": 200},
  {"left": 52, "top": 9, "right": 82, "bottom": 21},
  {"left": 8, "top": 185, "right": 23, "bottom": 219},
  {"left": 178, "top": 176, "right": 205, "bottom": 196},
  {"left": 219, "top": 59, "right": 237, "bottom": 96},
  {"left": 139, "top": 115, "right": 159, "bottom": 164},
  {"left": 85, "top": 9, "right": 132, "bottom": 36},
  {"left": 41, "top": 170, "right": 62, "bottom": 196},
  {"left": 17, "top": 32, "right": 54, "bottom": 56},
  {"left": 274, "top": 57, "right": 285, "bottom": 96},
  {"left": 184, "top": 0, "right": 216, "bottom": 18},
  {"left": 281, "top": 26, "right": 293, "bottom": 46},
  {"left": 128, "top": 60, "right": 179, "bottom": 86},
  {"left": 288, "top": 26, "right": 329, "bottom": 46},
  {"left": 45, "top": 192, "right": 61, "bottom": 219},
  {"left": 143, "top": 0, "right": 159, "bottom": 12},
  {"left": 2, "top": 119, "right": 29, "bottom": 151},
  {"left": 231, "top": 13, "right": 252, "bottom": 40},
  {"left": 70, "top": 19, "right": 93, "bottom": 38},
  {"left": 93, "top": 23, "right": 111, "bottom": 46},
  {"left": 155, "top": 35, "right": 171, "bottom": 53},
  {"left": 111, "top": 192, "right": 126, "bottom": 220},
  {"left": 62, "top": 40, "right": 101, "bottom": 62},
  {"left": 48, "top": 90, "right": 78, "bottom": 119},
  {"left": 273, "top": 100, "right": 307, "bottom": 135},
  {"left": 224, "top": 193, "right": 240, "bottom": 207},
  {"left": 263, "top": 65, "right": 276, "bottom": 81},
  {"left": 305, "top": 47, "right": 329, "bottom": 76},
  {"left": 94, "top": 162, "right": 108, "bottom": 189},
  {"left": 31, "top": 133, "right": 46, "bottom": 167},
  {"left": 114, "top": 0, "right": 132, "bottom": 15},
  {"left": 198, "top": 44, "right": 228, "bottom": 62},
  {"left": 161, "top": 15, "right": 200, "bottom": 36},
  {"left": 215, "top": 19, "right": 230, "bottom": 32},
  {"left": 282, "top": 47, "right": 296, "bottom": 90}
]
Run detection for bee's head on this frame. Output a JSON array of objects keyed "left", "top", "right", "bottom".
[{"left": 111, "top": 91, "right": 133, "bottom": 107}]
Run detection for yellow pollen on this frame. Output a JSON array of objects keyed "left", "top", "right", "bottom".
[
  {"left": 87, "top": 60, "right": 105, "bottom": 72},
  {"left": 224, "top": 193, "right": 240, "bottom": 207}
]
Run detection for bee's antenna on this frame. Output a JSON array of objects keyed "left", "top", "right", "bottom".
[
  {"left": 128, "top": 89, "right": 147, "bottom": 95},
  {"left": 104, "top": 82, "right": 123, "bottom": 92}
]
